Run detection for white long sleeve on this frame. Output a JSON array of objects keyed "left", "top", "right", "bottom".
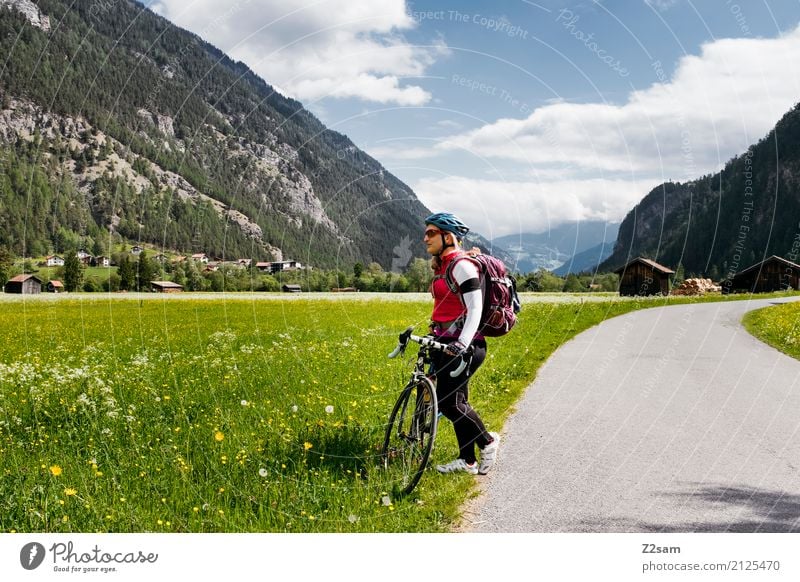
[{"left": 451, "top": 259, "right": 483, "bottom": 345}]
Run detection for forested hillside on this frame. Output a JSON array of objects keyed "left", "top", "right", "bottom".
[
  {"left": 0, "top": 0, "right": 429, "bottom": 267},
  {"left": 602, "top": 102, "right": 800, "bottom": 279}
]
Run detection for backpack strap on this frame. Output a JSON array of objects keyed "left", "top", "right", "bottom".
[{"left": 443, "top": 252, "right": 481, "bottom": 295}]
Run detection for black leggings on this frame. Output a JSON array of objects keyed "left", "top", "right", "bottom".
[{"left": 431, "top": 340, "right": 491, "bottom": 464}]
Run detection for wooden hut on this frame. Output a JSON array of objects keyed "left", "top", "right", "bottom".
[
  {"left": 282, "top": 284, "right": 302, "bottom": 293},
  {"left": 722, "top": 255, "right": 800, "bottom": 294},
  {"left": 47, "top": 280, "right": 65, "bottom": 293},
  {"left": 4, "top": 274, "right": 43, "bottom": 294},
  {"left": 614, "top": 257, "right": 674, "bottom": 296},
  {"left": 151, "top": 281, "right": 183, "bottom": 293}
]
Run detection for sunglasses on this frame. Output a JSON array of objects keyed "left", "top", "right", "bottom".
[{"left": 423, "top": 228, "right": 443, "bottom": 239}]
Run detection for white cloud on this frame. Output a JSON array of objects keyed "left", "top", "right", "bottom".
[
  {"left": 149, "top": 0, "right": 445, "bottom": 105},
  {"left": 438, "top": 26, "right": 800, "bottom": 179},
  {"left": 363, "top": 26, "right": 800, "bottom": 237},
  {"left": 413, "top": 176, "right": 648, "bottom": 239},
  {"left": 365, "top": 143, "right": 441, "bottom": 161},
  {"left": 644, "top": 0, "right": 680, "bottom": 11}
]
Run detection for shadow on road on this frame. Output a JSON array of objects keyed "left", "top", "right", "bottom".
[{"left": 617, "top": 484, "right": 800, "bottom": 532}]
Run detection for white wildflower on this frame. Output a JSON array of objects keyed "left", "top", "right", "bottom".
[{"left": 325, "top": 405, "right": 334, "bottom": 414}]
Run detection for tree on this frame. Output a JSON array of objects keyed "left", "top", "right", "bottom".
[
  {"left": 563, "top": 273, "right": 584, "bottom": 292},
  {"left": 63, "top": 250, "right": 83, "bottom": 292},
  {"left": 406, "top": 258, "right": 432, "bottom": 292},
  {"left": 672, "top": 261, "right": 685, "bottom": 286},
  {"left": 137, "top": 251, "right": 154, "bottom": 291},
  {"left": 184, "top": 260, "right": 204, "bottom": 291},
  {"left": 0, "top": 245, "right": 13, "bottom": 287},
  {"left": 353, "top": 262, "right": 364, "bottom": 279},
  {"left": 117, "top": 255, "right": 136, "bottom": 291}
]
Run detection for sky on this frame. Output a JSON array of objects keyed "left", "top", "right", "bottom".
[{"left": 148, "top": 0, "right": 800, "bottom": 239}]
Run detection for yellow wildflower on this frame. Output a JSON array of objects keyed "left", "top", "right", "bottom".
[
  {"left": 214, "top": 431, "right": 225, "bottom": 442},
  {"left": 49, "top": 465, "right": 62, "bottom": 477},
  {"left": 64, "top": 488, "right": 77, "bottom": 496},
  {"left": 303, "top": 442, "right": 313, "bottom": 450}
]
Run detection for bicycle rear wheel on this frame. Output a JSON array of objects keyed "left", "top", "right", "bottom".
[{"left": 381, "top": 377, "right": 438, "bottom": 496}]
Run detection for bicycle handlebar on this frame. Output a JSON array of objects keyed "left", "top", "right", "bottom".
[{"left": 387, "top": 326, "right": 470, "bottom": 377}]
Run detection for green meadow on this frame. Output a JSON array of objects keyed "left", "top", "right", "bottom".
[
  {"left": 743, "top": 300, "right": 800, "bottom": 361},
  {"left": 1, "top": 292, "right": 796, "bottom": 533}
]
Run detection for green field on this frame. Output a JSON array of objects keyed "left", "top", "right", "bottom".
[
  {"left": 1, "top": 292, "right": 796, "bottom": 533},
  {"left": 743, "top": 301, "right": 800, "bottom": 361}
]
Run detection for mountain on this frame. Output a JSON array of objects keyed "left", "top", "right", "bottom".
[
  {"left": 601, "top": 102, "right": 800, "bottom": 279},
  {"left": 493, "top": 220, "right": 619, "bottom": 273},
  {"left": 553, "top": 241, "right": 615, "bottom": 276},
  {"left": 0, "top": 0, "right": 430, "bottom": 268}
]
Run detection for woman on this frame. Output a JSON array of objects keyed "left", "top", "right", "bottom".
[{"left": 423, "top": 212, "right": 500, "bottom": 475}]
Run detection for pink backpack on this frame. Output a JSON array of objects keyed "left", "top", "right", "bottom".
[{"left": 444, "top": 252, "right": 521, "bottom": 337}]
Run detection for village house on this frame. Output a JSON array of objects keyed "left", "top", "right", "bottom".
[
  {"left": 191, "top": 253, "right": 209, "bottom": 263},
  {"left": 131, "top": 245, "right": 143, "bottom": 255},
  {"left": 4, "top": 274, "right": 42, "bottom": 294},
  {"left": 76, "top": 250, "right": 93, "bottom": 265},
  {"left": 256, "top": 260, "right": 303, "bottom": 274},
  {"left": 92, "top": 256, "right": 111, "bottom": 267},
  {"left": 46, "top": 255, "right": 65, "bottom": 267},
  {"left": 270, "top": 260, "right": 302, "bottom": 272}
]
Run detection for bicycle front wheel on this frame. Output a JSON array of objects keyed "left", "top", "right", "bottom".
[{"left": 381, "top": 377, "right": 438, "bottom": 496}]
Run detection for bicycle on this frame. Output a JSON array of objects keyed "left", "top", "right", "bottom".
[{"left": 382, "top": 326, "right": 472, "bottom": 496}]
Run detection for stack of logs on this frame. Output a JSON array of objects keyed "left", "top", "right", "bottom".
[{"left": 671, "top": 278, "right": 722, "bottom": 295}]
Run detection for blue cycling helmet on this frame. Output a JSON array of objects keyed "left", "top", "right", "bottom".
[{"left": 424, "top": 212, "right": 470, "bottom": 238}]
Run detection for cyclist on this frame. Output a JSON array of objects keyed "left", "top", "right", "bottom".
[{"left": 423, "top": 212, "right": 500, "bottom": 475}]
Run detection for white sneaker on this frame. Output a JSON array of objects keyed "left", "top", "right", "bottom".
[
  {"left": 436, "top": 458, "right": 478, "bottom": 475},
  {"left": 478, "top": 432, "right": 500, "bottom": 475}
]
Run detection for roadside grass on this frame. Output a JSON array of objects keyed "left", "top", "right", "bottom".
[
  {"left": 1, "top": 290, "right": 797, "bottom": 533},
  {"left": 743, "top": 300, "right": 800, "bottom": 361}
]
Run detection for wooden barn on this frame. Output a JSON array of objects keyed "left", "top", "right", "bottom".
[
  {"left": 151, "top": 281, "right": 184, "bottom": 293},
  {"left": 47, "top": 280, "right": 64, "bottom": 293},
  {"left": 282, "top": 284, "right": 302, "bottom": 293},
  {"left": 722, "top": 255, "right": 800, "bottom": 294},
  {"left": 4, "top": 274, "right": 43, "bottom": 294},
  {"left": 614, "top": 257, "right": 674, "bottom": 296}
]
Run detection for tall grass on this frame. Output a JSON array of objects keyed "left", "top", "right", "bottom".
[
  {"left": 2, "top": 293, "right": 768, "bottom": 532},
  {"left": 743, "top": 301, "right": 800, "bottom": 361}
]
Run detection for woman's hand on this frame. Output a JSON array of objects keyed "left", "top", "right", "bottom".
[{"left": 444, "top": 340, "right": 468, "bottom": 357}]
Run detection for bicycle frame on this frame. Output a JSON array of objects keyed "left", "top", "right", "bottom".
[{"left": 382, "top": 326, "right": 475, "bottom": 495}]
